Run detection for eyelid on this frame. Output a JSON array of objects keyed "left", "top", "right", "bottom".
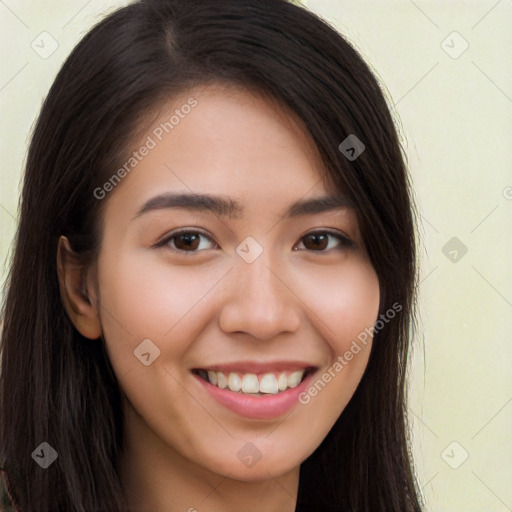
[
  {"left": 294, "top": 229, "right": 355, "bottom": 251},
  {"left": 153, "top": 228, "right": 217, "bottom": 251}
]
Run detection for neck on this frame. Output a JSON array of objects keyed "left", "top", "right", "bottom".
[{"left": 118, "top": 402, "right": 300, "bottom": 512}]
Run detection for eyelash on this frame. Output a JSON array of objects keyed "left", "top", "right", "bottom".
[{"left": 154, "top": 228, "right": 354, "bottom": 255}]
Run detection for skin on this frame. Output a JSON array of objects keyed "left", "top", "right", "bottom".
[{"left": 58, "top": 84, "right": 380, "bottom": 512}]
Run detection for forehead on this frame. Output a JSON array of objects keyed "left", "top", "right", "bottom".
[{"left": 104, "top": 84, "right": 344, "bottom": 219}]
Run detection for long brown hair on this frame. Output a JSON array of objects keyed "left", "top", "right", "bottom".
[{"left": 0, "top": 0, "right": 422, "bottom": 510}]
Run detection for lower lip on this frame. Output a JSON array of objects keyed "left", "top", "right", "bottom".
[{"left": 193, "top": 371, "right": 315, "bottom": 420}]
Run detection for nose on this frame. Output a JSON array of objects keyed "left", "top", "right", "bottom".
[{"left": 218, "top": 254, "right": 301, "bottom": 340}]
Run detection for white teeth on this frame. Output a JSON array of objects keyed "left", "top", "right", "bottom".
[
  {"left": 277, "top": 372, "right": 288, "bottom": 391},
  {"left": 217, "top": 372, "right": 228, "bottom": 389},
  {"left": 241, "top": 373, "right": 259, "bottom": 393},
  {"left": 202, "top": 369, "right": 308, "bottom": 394},
  {"left": 259, "top": 373, "right": 279, "bottom": 394},
  {"left": 228, "top": 372, "right": 242, "bottom": 392},
  {"left": 207, "top": 370, "right": 218, "bottom": 386},
  {"left": 287, "top": 370, "right": 303, "bottom": 388}
]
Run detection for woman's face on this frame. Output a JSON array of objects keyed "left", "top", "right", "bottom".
[{"left": 92, "top": 85, "right": 380, "bottom": 481}]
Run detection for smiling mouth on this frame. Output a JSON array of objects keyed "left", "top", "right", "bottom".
[{"left": 192, "top": 367, "right": 316, "bottom": 395}]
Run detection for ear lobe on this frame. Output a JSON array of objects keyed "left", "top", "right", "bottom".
[{"left": 57, "top": 235, "right": 102, "bottom": 340}]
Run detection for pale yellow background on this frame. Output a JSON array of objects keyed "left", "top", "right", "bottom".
[{"left": 1, "top": 1, "right": 511, "bottom": 511}]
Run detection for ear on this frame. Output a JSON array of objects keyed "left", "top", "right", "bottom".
[{"left": 56, "top": 235, "right": 102, "bottom": 340}]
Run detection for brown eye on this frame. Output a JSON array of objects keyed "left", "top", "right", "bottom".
[
  {"left": 296, "top": 231, "right": 354, "bottom": 252},
  {"left": 156, "top": 230, "right": 216, "bottom": 254},
  {"left": 302, "top": 233, "right": 329, "bottom": 251},
  {"left": 174, "top": 233, "right": 201, "bottom": 251}
]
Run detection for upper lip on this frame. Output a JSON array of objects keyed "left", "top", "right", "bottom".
[{"left": 192, "top": 361, "right": 318, "bottom": 374}]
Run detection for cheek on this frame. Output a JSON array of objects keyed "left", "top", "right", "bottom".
[
  {"left": 294, "top": 254, "right": 380, "bottom": 351},
  {"left": 290, "top": 255, "right": 379, "bottom": 414},
  {"left": 97, "top": 248, "right": 224, "bottom": 334},
  {"left": 94, "top": 251, "right": 221, "bottom": 430}
]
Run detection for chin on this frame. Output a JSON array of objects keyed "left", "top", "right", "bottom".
[{"left": 201, "top": 446, "right": 304, "bottom": 483}]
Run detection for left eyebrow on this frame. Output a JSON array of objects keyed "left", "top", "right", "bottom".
[{"left": 131, "top": 192, "right": 353, "bottom": 221}]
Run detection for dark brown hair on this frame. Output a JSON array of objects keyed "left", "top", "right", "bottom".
[{"left": 0, "top": 0, "right": 421, "bottom": 510}]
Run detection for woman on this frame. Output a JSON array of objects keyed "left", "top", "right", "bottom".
[{"left": 0, "top": 0, "right": 422, "bottom": 510}]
